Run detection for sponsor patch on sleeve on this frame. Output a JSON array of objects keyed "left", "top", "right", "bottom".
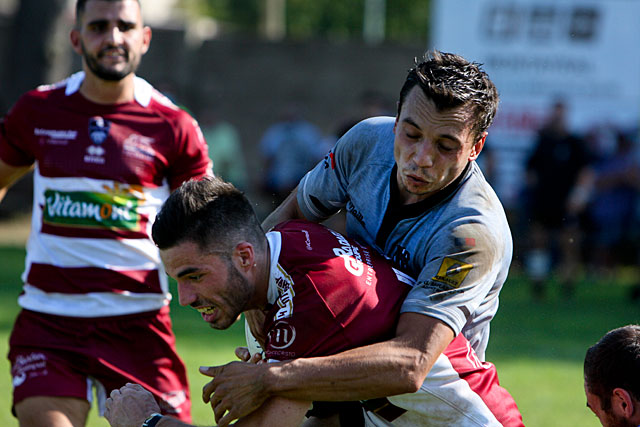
[{"left": 431, "top": 257, "right": 473, "bottom": 289}]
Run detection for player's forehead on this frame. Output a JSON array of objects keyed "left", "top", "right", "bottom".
[
  {"left": 160, "top": 241, "right": 227, "bottom": 277},
  {"left": 399, "top": 87, "right": 474, "bottom": 140},
  {"left": 160, "top": 241, "right": 202, "bottom": 275},
  {"left": 78, "top": 0, "right": 142, "bottom": 26}
]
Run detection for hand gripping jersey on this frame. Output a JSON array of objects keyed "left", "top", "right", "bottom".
[
  {"left": 296, "top": 117, "right": 513, "bottom": 361},
  {"left": 0, "top": 72, "right": 211, "bottom": 317},
  {"left": 258, "top": 221, "right": 523, "bottom": 426}
]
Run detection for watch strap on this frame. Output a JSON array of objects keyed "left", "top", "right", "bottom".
[{"left": 142, "top": 413, "right": 164, "bottom": 427}]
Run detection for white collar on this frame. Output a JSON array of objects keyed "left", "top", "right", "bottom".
[
  {"left": 265, "top": 231, "right": 282, "bottom": 305},
  {"left": 64, "top": 71, "right": 153, "bottom": 107}
]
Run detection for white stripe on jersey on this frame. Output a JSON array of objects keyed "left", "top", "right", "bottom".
[
  {"left": 24, "top": 235, "right": 161, "bottom": 270},
  {"left": 391, "top": 267, "right": 416, "bottom": 287},
  {"left": 18, "top": 284, "right": 169, "bottom": 317}
]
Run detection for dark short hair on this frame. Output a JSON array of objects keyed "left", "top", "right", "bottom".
[
  {"left": 584, "top": 325, "right": 640, "bottom": 411},
  {"left": 397, "top": 50, "right": 499, "bottom": 141},
  {"left": 76, "top": 0, "right": 142, "bottom": 26},
  {"left": 152, "top": 177, "right": 265, "bottom": 254}
]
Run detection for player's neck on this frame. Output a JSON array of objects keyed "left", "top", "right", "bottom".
[
  {"left": 253, "top": 241, "right": 272, "bottom": 311},
  {"left": 79, "top": 71, "right": 136, "bottom": 105}
]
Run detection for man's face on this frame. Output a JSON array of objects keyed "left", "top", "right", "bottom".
[
  {"left": 393, "top": 86, "right": 485, "bottom": 204},
  {"left": 585, "top": 383, "right": 635, "bottom": 427},
  {"left": 161, "top": 241, "right": 253, "bottom": 330},
  {"left": 71, "top": 0, "right": 150, "bottom": 81}
]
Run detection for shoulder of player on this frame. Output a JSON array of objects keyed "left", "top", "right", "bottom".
[
  {"left": 13, "top": 80, "right": 67, "bottom": 109},
  {"left": 334, "top": 116, "right": 395, "bottom": 171},
  {"left": 272, "top": 219, "right": 325, "bottom": 233},
  {"left": 340, "top": 116, "right": 394, "bottom": 149},
  {"left": 429, "top": 171, "right": 509, "bottom": 241},
  {"left": 444, "top": 164, "right": 506, "bottom": 219},
  {"left": 3, "top": 88, "right": 62, "bottom": 125},
  {"left": 144, "top": 90, "right": 202, "bottom": 137},
  {"left": 147, "top": 90, "right": 193, "bottom": 120}
]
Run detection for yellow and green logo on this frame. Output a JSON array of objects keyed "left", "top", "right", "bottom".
[
  {"left": 43, "top": 189, "right": 141, "bottom": 231},
  {"left": 432, "top": 257, "right": 473, "bottom": 289}
]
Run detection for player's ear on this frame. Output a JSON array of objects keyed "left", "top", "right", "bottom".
[
  {"left": 233, "top": 242, "right": 255, "bottom": 272},
  {"left": 140, "top": 26, "right": 152, "bottom": 55},
  {"left": 612, "top": 388, "right": 635, "bottom": 418},
  {"left": 469, "top": 132, "right": 487, "bottom": 161},
  {"left": 70, "top": 29, "right": 82, "bottom": 55}
]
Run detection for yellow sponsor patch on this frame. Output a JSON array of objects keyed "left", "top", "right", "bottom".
[{"left": 431, "top": 257, "right": 473, "bottom": 289}]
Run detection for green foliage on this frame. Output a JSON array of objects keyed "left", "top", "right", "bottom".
[
  {"left": 177, "top": 0, "right": 260, "bottom": 33},
  {"left": 0, "top": 244, "right": 635, "bottom": 426},
  {"left": 386, "top": 0, "right": 430, "bottom": 43},
  {"left": 179, "top": 0, "right": 431, "bottom": 42},
  {"left": 286, "top": 0, "right": 364, "bottom": 41}
]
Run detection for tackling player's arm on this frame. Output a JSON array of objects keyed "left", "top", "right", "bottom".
[
  {"left": 261, "top": 186, "right": 307, "bottom": 231},
  {"left": 0, "top": 158, "right": 33, "bottom": 203},
  {"left": 232, "top": 396, "right": 310, "bottom": 427},
  {"left": 202, "top": 313, "right": 454, "bottom": 426}
]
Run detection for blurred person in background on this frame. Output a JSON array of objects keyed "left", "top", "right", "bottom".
[
  {"left": 259, "top": 102, "right": 326, "bottom": 205},
  {"left": 334, "top": 89, "right": 393, "bottom": 139},
  {"left": 0, "top": 0, "right": 211, "bottom": 425},
  {"left": 199, "top": 106, "right": 248, "bottom": 191},
  {"left": 582, "top": 131, "right": 640, "bottom": 279},
  {"left": 584, "top": 324, "right": 640, "bottom": 427},
  {"left": 523, "top": 99, "right": 591, "bottom": 301}
]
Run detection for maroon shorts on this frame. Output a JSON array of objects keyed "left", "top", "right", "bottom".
[{"left": 8, "top": 307, "right": 191, "bottom": 423}]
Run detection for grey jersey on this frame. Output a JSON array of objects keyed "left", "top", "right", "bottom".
[{"left": 297, "top": 117, "right": 512, "bottom": 360}]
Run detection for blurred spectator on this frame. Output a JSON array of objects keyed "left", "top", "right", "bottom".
[
  {"left": 199, "top": 107, "right": 249, "bottom": 190},
  {"left": 523, "top": 100, "right": 591, "bottom": 300},
  {"left": 334, "top": 89, "right": 393, "bottom": 139},
  {"left": 584, "top": 324, "right": 640, "bottom": 427},
  {"left": 259, "top": 103, "right": 325, "bottom": 203},
  {"left": 581, "top": 131, "right": 640, "bottom": 277}
]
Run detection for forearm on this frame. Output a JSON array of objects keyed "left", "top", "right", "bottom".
[
  {"left": 263, "top": 315, "right": 454, "bottom": 402},
  {"left": 0, "top": 159, "right": 32, "bottom": 204},
  {"left": 202, "top": 314, "right": 454, "bottom": 425},
  {"left": 156, "top": 416, "right": 193, "bottom": 427},
  {"left": 261, "top": 186, "right": 307, "bottom": 231},
  {"left": 265, "top": 341, "right": 423, "bottom": 401},
  {"left": 233, "top": 397, "right": 310, "bottom": 427}
]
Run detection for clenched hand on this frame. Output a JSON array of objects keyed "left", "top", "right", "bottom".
[{"left": 104, "top": 383, "right": 161, "bottom": 427}]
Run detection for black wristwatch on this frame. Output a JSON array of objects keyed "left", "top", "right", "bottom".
[{"left": 142, "top": 413, "right": 164, "bottom": 427}]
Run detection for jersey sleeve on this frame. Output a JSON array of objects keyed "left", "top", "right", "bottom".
[
  {"left": 166, "top": 111, "right": 212, "bottom": 190},
  {"left": 401, "top": 218, "right": 508, "bottom": 337},
  {"left": 0, "top": 95, "right": 37, "bottom": 167}
]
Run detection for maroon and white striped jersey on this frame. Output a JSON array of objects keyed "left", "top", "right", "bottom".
[{"left": 0, "top": 72, "right": 211, "bottom": 317}]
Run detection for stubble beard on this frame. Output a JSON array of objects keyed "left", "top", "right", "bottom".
[
  {"left": 210, "top": 261, "right": 254, "bottom": 331},
  {"left": 81, "top": 42, "right": 139, "bottom": 82}
]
